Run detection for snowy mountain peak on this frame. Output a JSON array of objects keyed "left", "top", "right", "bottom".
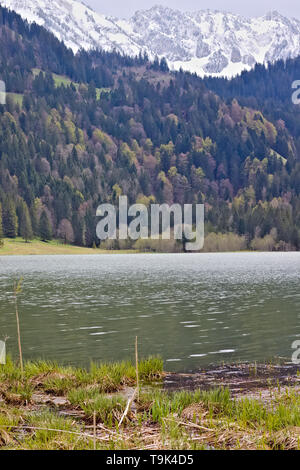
[{"left": 1, "top": 0, "right": 300, "bottom": 78}]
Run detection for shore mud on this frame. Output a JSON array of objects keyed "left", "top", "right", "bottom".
[{"left": 164, "top": 362, "right": 300, "bottom": 397}]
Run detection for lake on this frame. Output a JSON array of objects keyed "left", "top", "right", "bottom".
[{"left": 0, "top": 252, "right": 299, "bottom": 372}]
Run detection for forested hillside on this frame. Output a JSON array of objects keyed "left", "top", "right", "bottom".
[
  {"left": 204, "top": 57, "right": 300, "bottom": 140},
  {"left": 0, "top": 5, "right": 300, "bottom": 251}
]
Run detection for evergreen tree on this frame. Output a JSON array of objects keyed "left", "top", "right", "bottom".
[
  {"left": 30, "top": 203, "right": 39, "bottom": 237},
  {"left": 3, "top": 199, "right": 18, "bottom": 238},
  {"left": 19, "top": 201, "right": 33, "bottom": 242},
  {"left": 72, "top": 213, "right": 86, "bottom": 246},
  {"left": 0, "top": 202, "right": 3, "bottom": 241},
  {"left": 39, "top": 210, "right": 52, "bottom": 242}
]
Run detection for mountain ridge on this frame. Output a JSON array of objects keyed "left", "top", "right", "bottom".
[{"left": 1, "top": 0, "right": 300, "bottom": 77}]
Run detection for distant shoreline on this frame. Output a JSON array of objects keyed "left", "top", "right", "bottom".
[
  {"left": 0, "top": 238, "right": 137, "bottom": 256},
  {"left": 0, "top": 238, "right": 298, "bottom": 256}
]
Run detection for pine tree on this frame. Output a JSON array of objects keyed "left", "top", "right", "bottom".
[
  {"left": 19, "top": 201, "right": 33, "bottom": 242},
  {"left": 85, "top": 209, "right": 96, "bottom": 247},
  {"left": 72, "top": 213, "right": 86, "bottom": 246},
  {"left": 0, "top": 202, "right": 3, "bottom": 242},
  {"left": 39, "top": 210, "right": 52, "bottom": 242},
  {"left": 30, "top": 203, "right": 39, "bottom": 237},
  {"left": 3, "top": 199, "right": 18, "bottom": 238}
]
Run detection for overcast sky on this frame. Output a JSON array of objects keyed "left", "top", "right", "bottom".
[{"left": 85, "top": 1, "right": 300, "bottom": 19}]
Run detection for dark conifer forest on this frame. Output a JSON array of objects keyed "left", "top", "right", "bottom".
[{"left": 0, "top": 5, "right": 300, "bottom": 250}]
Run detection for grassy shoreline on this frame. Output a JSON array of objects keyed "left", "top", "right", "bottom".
[
  {"left": 1, "top": 238, "right": 298, "bottom": 257},
  {"left": 1, "top": 357, "right": 300, "bottom": 450},
  {"left": 0, "top": 238, "right": 137, "bottom": 256}
]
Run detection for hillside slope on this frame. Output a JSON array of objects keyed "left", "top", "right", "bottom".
[{"left": 0, "top": 6, "right": 299, "bottom": 251}]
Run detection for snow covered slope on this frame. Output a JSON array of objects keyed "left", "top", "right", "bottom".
[
  {"left": 126, "top": 7, "right": 300, "bottom": 77},
  {"left": 0, "top": 0, "right": 141, "bottom": 55},
  {"left": 2, "top": 0, "right": 300, "bottom": 77}
]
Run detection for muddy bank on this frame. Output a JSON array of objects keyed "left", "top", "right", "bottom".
[{"left": 164, "top": 362, "right": 300, "bottom": 396}]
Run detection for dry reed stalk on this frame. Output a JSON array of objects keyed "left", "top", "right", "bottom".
[
  {"left": 14, "top": 279, "right": 23, "bottom": 379},
  {"left": 135, "top": 336, "right": 139, "bottom": 401},
  {"left": 93, "top": 410, "right": 96, "bottom": 450}
]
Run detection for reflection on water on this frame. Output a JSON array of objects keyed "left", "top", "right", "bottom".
[{"left": 0, "top": 253, "right": 299, "bottom": 371}]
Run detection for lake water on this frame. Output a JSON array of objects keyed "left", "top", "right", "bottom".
[{"left": 0, "top": 253, "right": 299, "bottom": 372}]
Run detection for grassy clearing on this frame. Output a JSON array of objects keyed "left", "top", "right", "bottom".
[
  {"left": 0, "top": 238, "right": 137, "bottom": 256},
  {"left": 6, "top": 93, "right": 24, "bottom": 106},
  {"left": 32, "top": 68, "right": 74, "bottom": 88},
  {"left": 32, "top": 68, "right": 110, "bottom": 98},
  {"left": 0, "top": 357, "right": 300, "bottom": 450}
]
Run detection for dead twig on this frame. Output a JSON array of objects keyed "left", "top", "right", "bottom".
[
  {"left": 135, "top": 336, "right": 139, "bottom": 401},
  {"left": 118, "top": 388, "right": 137, "bottom": 427},
  {"left": 0, "top": 424, "right": 110, "bottom": 441},
  {"left": 162, "top": 416, "right": 213, "bottom": 432},
  {"left": 14, "top": 278, "right": 24, "bottom": 379},
  {"left": 93, "top": 410, "right": 96, "bottom": 450}
]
